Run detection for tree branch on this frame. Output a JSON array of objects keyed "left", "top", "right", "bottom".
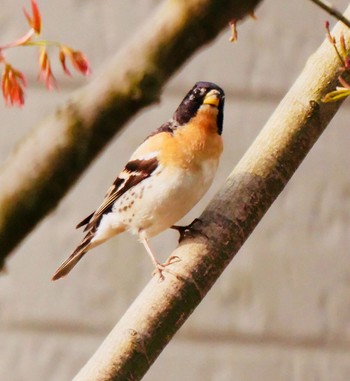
[
  {"left": 0, "top": 0, "right": 261, "bottom": 269},
  {"left": 73, "top": 6, "right": 350, "bottom": 381},
  {"left": 309, "top": 0, "right": 350, "bottom": 28}
]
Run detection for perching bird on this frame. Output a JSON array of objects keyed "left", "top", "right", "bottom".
[{"left": 52, "top": 81, "right": 225, "bottom": 281}]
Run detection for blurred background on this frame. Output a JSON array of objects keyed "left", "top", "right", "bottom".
[{"left": 1, "top": 1, "right": 350, "bottom": 380}]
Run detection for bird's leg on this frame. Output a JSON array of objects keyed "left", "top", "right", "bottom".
[
  {"left": 171, "top": 218, "right": 208, "bottom": 242},
  {"left": 140, "top": 236, "right": 163, "bottom": 279},
  {"left": 140, "top": 236, "right": 178, "bottom": 280}
]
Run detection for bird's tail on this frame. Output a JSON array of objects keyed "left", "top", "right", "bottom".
[{"left": 52, "top": 234, "right": 93, "bottom": 281}]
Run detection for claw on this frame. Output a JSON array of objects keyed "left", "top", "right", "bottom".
[
  {"left": 164, "top": 255, "right": 180, "bottom": 266},
  {"left": 151, "top": 260, "right": 180, "bottom": 281},
  {"left": 140, "top": 235, "right": 182, "bottom": 281},
  {"left": 171, "top": 218, "right": 208, "bottom": 242},
  {"left": 152, "top": 263, "right": 166, "bottom": 281}
]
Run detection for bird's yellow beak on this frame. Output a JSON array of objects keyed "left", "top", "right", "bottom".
[{"left": 203, "top": 90, "right": 220, "bottom": 107}]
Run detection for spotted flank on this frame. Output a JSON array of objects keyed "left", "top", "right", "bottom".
[
  {"left": 51, "top": 156, "right": 159, "bottom": 280},
  {"left": 77, "top": 156, "right": 159, "bottom": 232}
]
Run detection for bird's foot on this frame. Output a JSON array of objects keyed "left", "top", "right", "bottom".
[
  {"left": 152, "top": 256, "right": 181, "bottom": 281},
  {"left": 171, "top": 218, "right": 208, "bottom": 242},
  {"left": 164, "top": 255, "right": 181, "bottom": 266}
]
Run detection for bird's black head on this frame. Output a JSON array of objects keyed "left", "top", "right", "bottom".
[{"left": 173, "top": 81, "right": 225, "bottom": 134}]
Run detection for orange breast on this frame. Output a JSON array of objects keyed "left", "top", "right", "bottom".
[{"left": 159, "top": 105, "right": 223, "bottom": 169}]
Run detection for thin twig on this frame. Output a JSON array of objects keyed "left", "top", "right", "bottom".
[{"left": 309, "top": 0, "right": 350, "bottom": 28}]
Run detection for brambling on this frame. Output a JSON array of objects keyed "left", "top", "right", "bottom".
[{"left": 52, "top": 81, "right": 225, "bottom": 280}]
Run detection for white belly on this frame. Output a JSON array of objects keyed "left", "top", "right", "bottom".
[{"left": 112, "top": 158, "right": 219, "bottom": 238}]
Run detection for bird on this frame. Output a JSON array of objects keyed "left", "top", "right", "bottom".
[{"left": 52, "top": 81, "right": 225, "bottom": 281}]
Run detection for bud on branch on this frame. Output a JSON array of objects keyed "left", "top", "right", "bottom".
[{"left": 0, "top": 0, "right": 91, "bottom": 107}]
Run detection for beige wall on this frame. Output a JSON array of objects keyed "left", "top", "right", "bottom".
[{"left": 1, "top": 1, "right": 350, "bottom": 380}]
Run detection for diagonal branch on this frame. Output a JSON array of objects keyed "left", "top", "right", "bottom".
[
  {"left": 0, "top": 0, "right": 261, "bottom": 269},
  {"left": 73, "top": 7, "right": 350, "bottom": 381}
]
